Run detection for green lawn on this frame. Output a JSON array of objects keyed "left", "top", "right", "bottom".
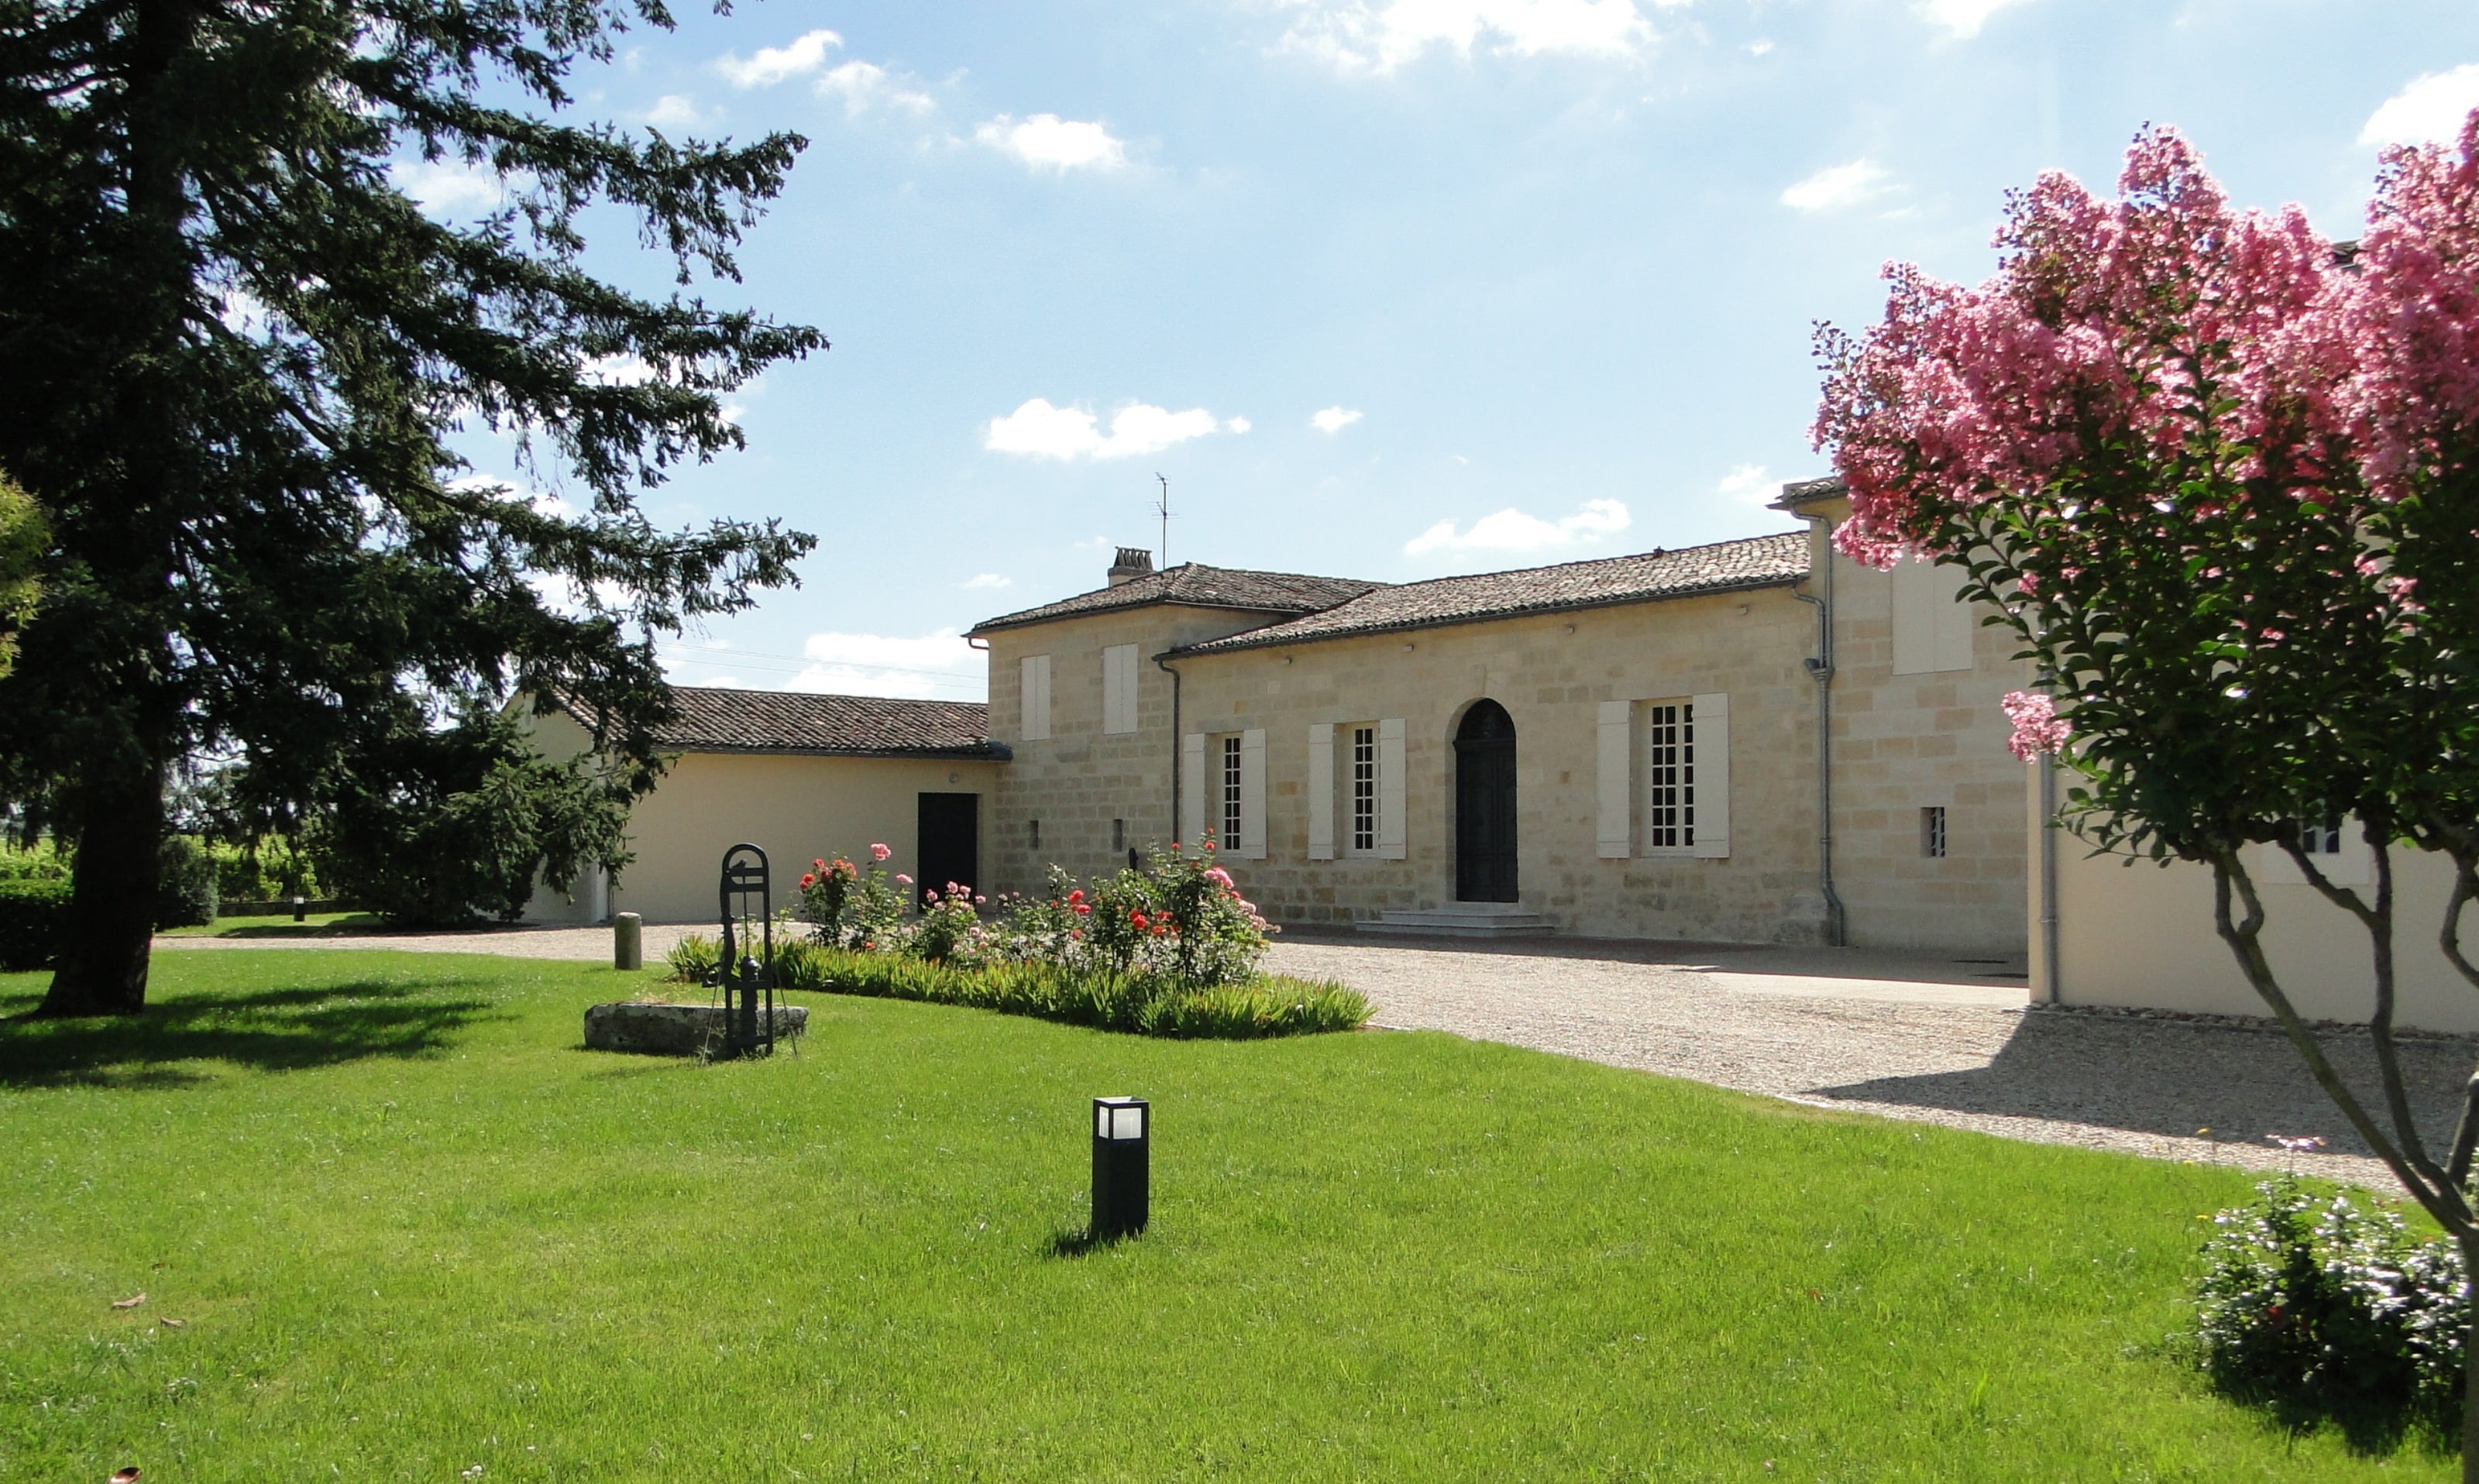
[
  {"left": 158, "top": 912, "right": 405, "bottom": 938},
  {"left": 0, "top": 950, "right": 2446, "bottom": 1481}
]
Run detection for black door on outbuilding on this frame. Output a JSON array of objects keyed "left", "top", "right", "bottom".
[
  {"left": 1454, "top": 700, "right": 1518, "bottom": 903},
  {"left": 916, "top": 793, "right": 979, "bottom": 909}
]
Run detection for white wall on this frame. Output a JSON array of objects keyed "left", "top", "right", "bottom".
[{"left": 2045, "top": 829, "right": 2479, "bottom": 1033}]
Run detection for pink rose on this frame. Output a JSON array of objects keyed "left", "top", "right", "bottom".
[
  {"left": 896, "top": 873, "right": 913, "bottom": 885},
  {"left": 870, "top": 843, "right": 891, "bottom": 862}
]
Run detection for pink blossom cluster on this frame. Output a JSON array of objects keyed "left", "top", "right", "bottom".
[
  {"left": 1814, "top": 125, "right": 2377, "bottom": 569},
  {"left": 1999, "top": 690, "right": 2072, "bottom": 762},
  {"left": 2333, "top": 110, "right": 2479, "bottom": 497}
]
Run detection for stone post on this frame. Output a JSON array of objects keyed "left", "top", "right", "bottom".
[{"left": 614, "top": 912, "right": 643, "bottom": 971}]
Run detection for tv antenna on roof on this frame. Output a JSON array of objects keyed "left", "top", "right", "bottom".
[{"left": 1154, "top": 473, "right": 1171, "bottom": 569}]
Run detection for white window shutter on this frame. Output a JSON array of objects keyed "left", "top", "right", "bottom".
[
  {"left": 1180, "top": 733, "right": 1205, "bottom": 849},
  {"left": 1102, "top": 644, "right": 1139, "bottom": 734},
  {"left": 1019, "top": 654, "right": 1051, "bottom": 740},
  {"left": 1307, "top": 723, "right": 1336, "bottom": 861},
  {"left": 1691, "top": 692, "right": 1730, "bottom": 858},
  {"left": 1239, "top": 729, "right": 1267, "bottom": 860},
  {"left": 1596, "top": 699, "right": 1632, "bottom": 859},
  {"left": 1377, "top": 718, "right": 1407, "bottom": 860}
]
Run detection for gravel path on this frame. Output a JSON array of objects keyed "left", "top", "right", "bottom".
[
  {"left": 1267, "top": 933, "right": 2469, "bottom": 1192},
  {"left": 160, "top": 923, "right": 2471, "bottom": 1190}
]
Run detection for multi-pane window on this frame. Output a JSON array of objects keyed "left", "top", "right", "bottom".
[
  {"left": 1644, "top": 701, "right": 1696, "bottom": 850},
  {"left": 1921, "top": 806, "right": 1948, "bottom": 859},
  {"left": 1221, "top": 735, "right": 1244, "bottom": 852},
  {"left": 1350, "top": 725, "right": 1377, "bottom": 853}
]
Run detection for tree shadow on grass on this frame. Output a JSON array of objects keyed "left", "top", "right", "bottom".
[{"left": 0, "top": 978, "right": 504, "bottom": 1089}]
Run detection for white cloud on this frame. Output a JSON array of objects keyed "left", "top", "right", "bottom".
[
  {"left": 582, "top": 352, "right": 660, "bottom": 386},
  {"left": 817, "top": 60, "right": 937, "bottom": 116},
  {"left": 716, "top": 29, "right": 841, "bottom": 89},
  {"left": 2363, "top": 65, "right": 2479, "bottom": 146},
  {"left": 450, "top": 473, "right": 576, "bottom": 520},
  {"left": 1276, "top": 0, "right": 1665, "bottom": 76},
  {"left": 961, "top": 572, "right": 1013, "bottom": 589},
  {"left": 1312, "top": 405, "right": 1365, "bottom": 433},
  {"left": 390, "top": 159, "right": 513, "bottom": 214},
  {"left": 1224, "top": 415, "right": 1253, "bottom": 434},
  {"left": 789, "top": 629, "right": 985, "bottom": 700},
  {"left": 975, "top": 114, "right": 1130, "bottom": 172},
  {"left": 1781, "top": 159, "right": 1891, "bottom": 212},
  {"left": 643, "top": 94, "right": 710, "bottom": 131},
  {"left": 1915, "top": 0, "right": 2030, "bottom": 39},
  {"left": 1747, "top": 38, "right": 1774, "bottom": 57},
  {"left": 984, "top": 398, "right": 1237, "bottom": 460},
  {"left": 1404, "top": 498, "right": 1631, "bottom": 558},
  {"left": 1715, "top": 462, "right": 1772, "bottom": 506}
]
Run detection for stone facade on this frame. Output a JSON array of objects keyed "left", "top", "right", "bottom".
[
  {"left": 972, "top": 492, "right": 2035, "bottom": 955},
  {"left": 982, "top": 603, "right": 1281, "bottom": 895},
  {"left": 1797, "top": 501, "right": 2037, "bottom": 955}
]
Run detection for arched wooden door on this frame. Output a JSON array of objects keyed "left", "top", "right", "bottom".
[{"left": 1454, "top": 700, "right": 1518, "bottom": 902}]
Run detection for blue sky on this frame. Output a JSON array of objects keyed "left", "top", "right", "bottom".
[{"left": 413, "top": 1, "right": 2479, "bottom": 702}]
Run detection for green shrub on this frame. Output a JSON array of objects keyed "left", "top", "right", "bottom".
[
  {"left": 209, "top": 837, "right": 320, "bottom": 903},
  {"left": 790, "top": 944, "right": 1366, "bottom": 1039},
  {"left": 0, "top": 877, "right": 70, "bottom": 971},
  {"left": 155, "top": 835, "right": 218, "bottom": 929},
  {"left": 2192, "top": 1177, "right": 2465, "bottom": 1431},
  {"left": 664, "top": 933, "right": 720, "bottom": 984},
  {"left": 0, "top": 842, "right": 69, "bottom": 883}
]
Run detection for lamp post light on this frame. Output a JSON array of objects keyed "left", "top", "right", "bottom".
[{"left": 1090, "top": 1096, "right": 1150, "bottom": 1240}]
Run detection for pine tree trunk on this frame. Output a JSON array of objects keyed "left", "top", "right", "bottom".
[{"left": 36, "top": 770, "right": 163, "bottom": 1017}]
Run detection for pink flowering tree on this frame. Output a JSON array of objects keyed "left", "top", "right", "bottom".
[{"left": 1816, "top": 119, "right": 2479, "bottom": 1441}]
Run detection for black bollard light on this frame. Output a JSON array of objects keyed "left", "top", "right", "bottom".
[
  {"left": 291, "top": 895, "right": 307, "bottom": 922},
  {"left": 1090, "top": 1096, "right": 1150, "bottom": 1240}
]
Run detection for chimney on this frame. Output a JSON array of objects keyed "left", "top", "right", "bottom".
[{"left": 1107, "top": 546, "right": 1155, "bottom": 586}]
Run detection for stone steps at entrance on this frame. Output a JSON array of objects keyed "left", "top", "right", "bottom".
[{"left": 1357, "top": 905, "right": 1556, "bottom": 939}]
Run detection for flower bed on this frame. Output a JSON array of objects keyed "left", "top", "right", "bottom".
[{"left": 669, "top": 838, "right": 1367, "bottom": 1039}]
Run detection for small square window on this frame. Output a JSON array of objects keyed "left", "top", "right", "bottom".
[
  {"left": 1029, "top": 818, "right": 1041, "bottom": 850},
  {"left": 1112, "top": 818, "right": 1126, "bottom": 852},
  {"left": 1921, "top": 806, "right": 1948, "bottom": 859}
]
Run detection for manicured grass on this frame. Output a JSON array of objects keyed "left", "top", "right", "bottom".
[
  {"left": 0, "top": 951, "right": 2447, "bottom": 1480},
  {"left": 159, "top": 912, "right": 403, "bottom": 938}
]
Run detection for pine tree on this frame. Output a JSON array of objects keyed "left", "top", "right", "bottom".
[{"left": 0, "top": 0, "right": 823, "bottom": 1015}]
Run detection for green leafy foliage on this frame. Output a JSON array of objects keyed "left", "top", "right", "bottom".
[
  {"left": 666, "top": 932, "right": 1366, "bottom": 1039},
  {"left": 153, "top": 834, "right": 218, "bottom": 929},
  {"left": 0, "top": 842, "right": 69, "bottom": 883},
  {"left": 2193, "top": 1178, "right": 2465, "bottom": 1438},
  {"left": 662, "top": 932, "right": 720, "bottom": 985},
  {"left": 315, "top": 708, "right": 631, "bottom": 926},
  {"left": 0, "top": 878, "right": 68, "bottom": 971},
  {"left": 0, "top": 470, "right": 41, "bottom": 679}
]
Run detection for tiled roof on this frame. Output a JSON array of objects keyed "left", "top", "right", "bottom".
[
  {"left": 1166, "top": 533, "right": 1814, "bottom": 657},
  {"left": 1772, "top": 476, "right": 1847, "bottom": 510},
  {"left": 633, "top": 685, "right": 996, "bottom": 757},
  {"left": 968, "top": 562, "right": 1384, "bottom": 635}
]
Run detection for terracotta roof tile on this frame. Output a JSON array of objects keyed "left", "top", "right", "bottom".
[
  {"left": 968, "top": 562, "right": 1382, "bottom": 635},
  {"left": 634, "top": 685, "right": 996, "bottom": 757},
  {"left": 1167, "top": 533, "right": 1812, "bottom": 657}
]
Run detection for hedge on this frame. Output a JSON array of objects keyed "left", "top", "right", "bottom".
[
  {"left": 0, "top": 878, "right": 70, "bottom": 972},
  {"left": 669, "top": 936, "right": 1370, "bottom": 1040}
]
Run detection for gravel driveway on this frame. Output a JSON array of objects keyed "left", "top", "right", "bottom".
[
  {"left": 1267, "top": 932, "right": 2469, "bottom": 1192},
  {"left": 160, "top": 922, "right": 2471, "bottom": 1190}
]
